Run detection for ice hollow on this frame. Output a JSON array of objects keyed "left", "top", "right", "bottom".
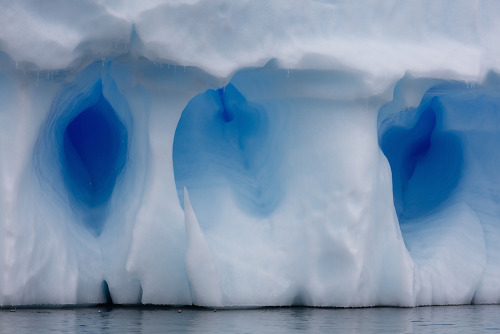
[
  {"left": 32, "top": 68, "right": 132, "bottom": 237},
  {"left": 173, "top": 83, "right": 282, "bottom": 220},
  {"left": 379, "top": 75, "right": 500, "bottom": 304},
  {"left": 380, "top": 89, "right": 464, "bottom": 222},
  {"left": 62, "top": 92, "right": 128, "bottom": 234},
  {"left": 1, "top": 0, "right": 500, "bottom": 308}
]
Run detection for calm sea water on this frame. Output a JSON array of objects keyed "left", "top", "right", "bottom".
[{"left": 1, "top": 305, "right": 499, "bottom": 334}]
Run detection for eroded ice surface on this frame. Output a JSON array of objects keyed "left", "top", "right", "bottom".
[{"left": 0, "top": 0, "right": 500, "bottom": 307}]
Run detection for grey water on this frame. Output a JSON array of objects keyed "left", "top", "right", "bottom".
[{"left": 1, "top": 305, "right": 499, "bottom": 334}]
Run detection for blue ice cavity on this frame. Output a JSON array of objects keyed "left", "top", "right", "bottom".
[
  {"left": 62, "top": 94, "right": 127, "bottom": 212},
  {"left": 173, "top": 83, "right": 281, "bottom": 223},
  {"left": 380, "top": 84, "right": 464, "bottom": 222},
  {"left": 34, "top": 65, "right": 129, "bottom": 236}
]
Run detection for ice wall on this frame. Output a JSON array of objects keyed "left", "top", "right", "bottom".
[{"left": 0, "top": 0, "right": 500, "bottom": 307}]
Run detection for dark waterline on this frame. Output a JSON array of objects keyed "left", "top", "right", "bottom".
[{"left": 1, "top": 305, "right": 500, "bottom": 334}]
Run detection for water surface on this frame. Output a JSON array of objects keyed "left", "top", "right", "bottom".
[{"left": 1, "top": 305, "right": 499, "bottom": 333}]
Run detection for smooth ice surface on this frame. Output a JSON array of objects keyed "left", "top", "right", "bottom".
[{"left": 1, "top": 1, "right": 500, "bottom": 308}]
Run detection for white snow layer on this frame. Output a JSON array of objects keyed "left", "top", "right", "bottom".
[{"left": 0, "top": 0, "right": 499, "bottom": 307}]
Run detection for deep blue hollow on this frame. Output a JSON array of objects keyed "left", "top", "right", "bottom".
[
  {"left": 173, "top": 83, "right": 281, "bottom": 224},
  {"left": 380, "top": 97, "right": 463, "bottom": 222},
  {"left": 62, "top": 94, "right": 127, "bottom": 234}
]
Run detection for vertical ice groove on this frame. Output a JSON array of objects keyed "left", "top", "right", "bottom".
[{"left": 184, "top": 187, "right": 223, "bottom": 307}]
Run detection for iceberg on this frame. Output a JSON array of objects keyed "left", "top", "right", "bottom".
[{"left": 0, "top": 0, "right": 500, "bottom": 307}]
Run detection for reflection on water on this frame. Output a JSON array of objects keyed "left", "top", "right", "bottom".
[{"left": 1, "top": 305, "right": 499, "bottom": 334}]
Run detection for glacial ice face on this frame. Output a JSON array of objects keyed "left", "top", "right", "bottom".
[{"left": 1, "top": 0, "right": 500, "bottom": 307}]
